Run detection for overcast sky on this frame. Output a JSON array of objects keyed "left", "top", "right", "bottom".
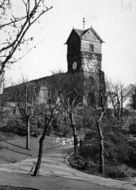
[{"left": 5, "top": 0, "right": 136, "bottom": 86}]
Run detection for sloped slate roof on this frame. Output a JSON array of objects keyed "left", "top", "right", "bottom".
[
  {"left": 66, "top": 26, "right": 104, "bottom": 43},
  {"left": 74, "top": 28, "right": 89, "bottom": 36},
  {"left": 90, "top": 26, "right": 104, "bottom": 43}
]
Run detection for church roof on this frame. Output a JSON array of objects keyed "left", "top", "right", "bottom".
[
  {"left": 89, "top": 26, "right": 104, "bottom": 43},
  {"left": 74, "top": 29, "right": 89, "bottom": 36},
  {"left": 66, "top": 26, "right": 104, "bottom": 44}
]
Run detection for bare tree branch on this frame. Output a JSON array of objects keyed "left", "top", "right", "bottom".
[{"left": 0, "top": 0, "right": 53, "bottom": 78}]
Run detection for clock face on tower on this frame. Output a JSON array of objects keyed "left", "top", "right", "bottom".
[{"left": 72, "top": 61, "right": 77, "bottom": 70}]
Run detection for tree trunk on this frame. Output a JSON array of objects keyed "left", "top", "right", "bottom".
[
  {"left": 33, "top": 136, "right": 44, "bottom": 176},
  {"left": 33, "top": 115, "right": 49, "bottom": 176},
  {"left": 72, "top": 124, "right": 78, "bottom": 159},
  {"left": 120, "top": 91, "right": 123, "bottom": 122},
  {"left": 96, "top": 121, "right": 105, "bottom": 176},
  {"left": 26, "top": 116, "right": 31, "bottom": 150}
]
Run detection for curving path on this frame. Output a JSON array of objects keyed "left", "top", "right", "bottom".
[{"left": 0, "top": 138, "right": 135, "bottom": 190}]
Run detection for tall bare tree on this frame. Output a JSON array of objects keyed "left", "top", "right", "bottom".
[
  {"left": 82, "top": 70, "right": 106, "bottom": 175},
  {"left": 95, "top": 90, "right": 107, "bottom": 176},
  {"left": 83, "top": 86, "right": 107, "bottom": 176},
  {"left": 48, "top": 72, "right": 84, "bottom": 158},
  {"left": 0, "top": 0, "right": 52, "bottom": 78},
  {"left": 15, "top": 80, "right": 39, "bottom": 149},
  {"left": 128, "top": 84, "right": 136, "bottom": 110},
  {"left": 61, "top": 96, "right": 81, "bottom": 159},
  {"left": 33, "top": 97, "right": 61, "bottom": 176},
  {"left": 107, "top": 80, "right": 131, "bottom": 120}
]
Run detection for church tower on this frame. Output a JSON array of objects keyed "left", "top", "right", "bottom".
[{"left": 66, "top": 26, "right": 105, "bottom": 106}]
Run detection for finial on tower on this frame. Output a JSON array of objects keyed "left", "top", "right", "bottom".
[{"left": 83, "top": 17, "right": 85, "bottom": 30}]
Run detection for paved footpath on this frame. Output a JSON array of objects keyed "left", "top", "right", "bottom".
[{"left": 0, "top": 144, "right": 136, "bottom": 190}]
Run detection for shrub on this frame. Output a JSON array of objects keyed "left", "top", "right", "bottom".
[
  {"left": 126, "top": 140, "right": 136, "bottom": 168},
  {"left": 105, "top": 131, "right": 133, "bottom": 166},
  {"left": 129, "top": 123, "right": 136, "bottom": 134},
  {"left": 30, "top": 116, "right": 41, "bottom": 137},
  {"left": 105, "top": 166, "right": 128, "bottom": 179},
  {"left": 80, "top": 142, "right": 100, "bottom": 159},
  {"left": 52, "top": 117, "right": 70, "bottom": 137},
  {"left": 0, "top": 115, "right": 41, "bottom": 137},
  {"left": 84, "top": 131, "right": 99, "bottom": 143},
  {"left": 4, "top": 116, "right": 26, "bottom": 136}
]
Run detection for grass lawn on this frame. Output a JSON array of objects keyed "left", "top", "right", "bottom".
[
  {"left": 0, "top": 132, "right": 58, "bottom": 164},
  {"left": 0, "top": 132, "right": 127, "bottom": 190},
  {"left": 0, "top": 133, "right": 116, "bottom": 190},
  {"left": 0, "top": 171, "right": 119, "bottom": 190}
]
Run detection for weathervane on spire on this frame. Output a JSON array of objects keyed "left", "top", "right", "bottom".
[{"left": 83, "top": 17, "right": 85, "bottom": 30}]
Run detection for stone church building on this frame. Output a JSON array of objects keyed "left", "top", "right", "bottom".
[{"left": 3, "top": 26, "right": 105, "bottom": 107}]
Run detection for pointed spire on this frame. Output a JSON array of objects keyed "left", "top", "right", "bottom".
[{"left": 83, "top": 17, "right": 85, "bottom": 30}]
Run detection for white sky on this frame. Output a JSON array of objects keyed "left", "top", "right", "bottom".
[{"left": 5, "top": 0, "right": 136, "bottom": 86}]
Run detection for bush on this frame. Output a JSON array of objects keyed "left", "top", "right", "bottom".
[
  {"left": 80, "top": 142, "right": 100, "bottom": 159},
  {"left": 30, "top": 116, "right": 41, "bottom": 137},
  {"left": 0, "top": 115, "right": 41, "bottom": 137},
  {"left": 127, "top": 140, "right": 136, "bottom": 168},
  {"left": 4, "top": 116, "right": 26, "bottom": 136},
  {"left": 80, "top": 122, "right": 136, "bottom": 169},
  {"left": 84, "top": 131, "right": 99, "bottom": 143},
  {"left": 129, "top": 123, "right": 136, "bottom": 134},
  {"left": 52, "top": 117, "right": 70, "bottom": 137},
  {"left": 105, "top": 166, "right": 128, "bottom": 179}
]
